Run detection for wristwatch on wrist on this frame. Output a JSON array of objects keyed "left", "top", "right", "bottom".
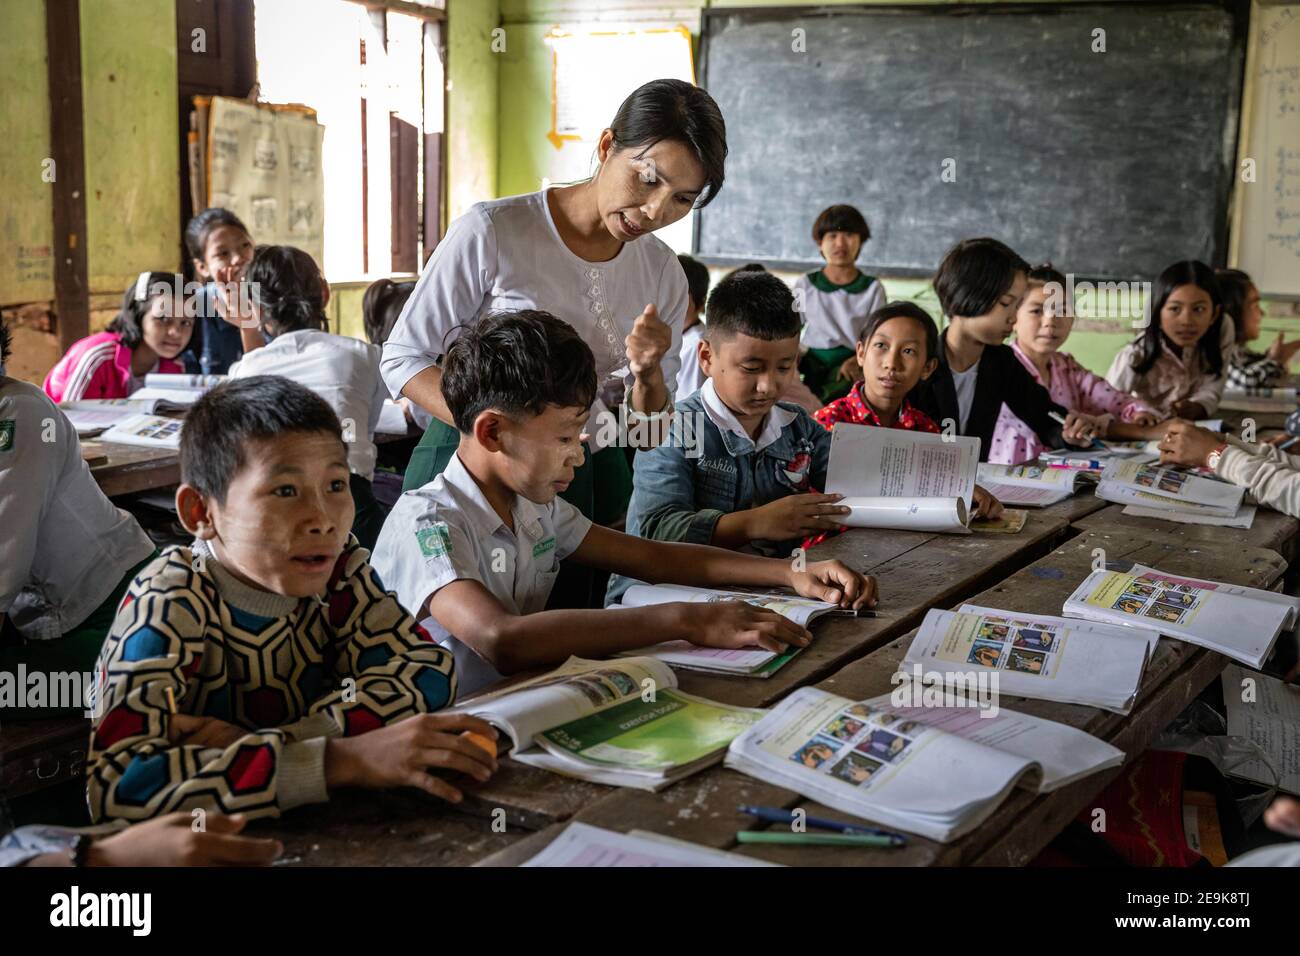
[
  {"left": 69, "top": 833, "right": 94, "bottom": 867},
  {"left": 1206, "top": 443, "right": 1228, "bottom": 470}
]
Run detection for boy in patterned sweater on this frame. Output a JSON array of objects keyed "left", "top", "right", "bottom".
[{"left": 87, "top": 376, "right": 498, "bottom": 825}]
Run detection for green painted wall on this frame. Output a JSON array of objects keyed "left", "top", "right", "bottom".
[
  {"left": 495, "top": 0, "right": 1300, "bottom": 374},
  {"left": 447, "top": 0, "right": 500, "bottom": 221},
  {"left": 80, "top": 0, "right": 181, "bottom": 296},
  {"left": 0, "top": 0, "right": 54, "bottom": 305}
]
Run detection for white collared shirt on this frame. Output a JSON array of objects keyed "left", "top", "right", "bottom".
[
  {"left": 0, "top": 379, "right": 154, "bottom": 641},
  {"left": 228, "top": 329, "right": 388, "bottom": 480},
  {"left": 370, "top": 453, "right": 593, "bottom": 695},
  {"left": 676, "top": 322, "right": 706, "bottom": 398},
  {"left": 698, "top": 379, "right": 799, "bottom": 453}
]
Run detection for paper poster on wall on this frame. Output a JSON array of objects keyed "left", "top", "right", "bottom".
[{"left": 206, "top": 97, "right": 325, "bottom": 268}]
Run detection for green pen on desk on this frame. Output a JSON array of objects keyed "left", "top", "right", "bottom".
[{"left": 736, "top": 831, "right": 901, "bottom": 848}]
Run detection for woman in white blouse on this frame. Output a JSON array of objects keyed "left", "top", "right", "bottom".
[{"left": 381, "top": 79, "right": 729, "bottom": 531}]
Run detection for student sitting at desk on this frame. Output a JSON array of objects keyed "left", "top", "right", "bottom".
[
  {"left": 370, "top": 308, "right": 875, "bottom": 697},
  {"left": 44, "top": 272, "right": 193, "bottom": 403},
  {"left": 86, "top": 376, "right": 498, "bottom": 824},
  {"left": 181, "top": 207, "right": 264, "bottom": 375},
  {"left": 0, "top": 318, "right": 157, "bottom": 717}
]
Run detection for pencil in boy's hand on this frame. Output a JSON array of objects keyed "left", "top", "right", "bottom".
[{"left": 164, "top": 686, "right": 177, "bottom": 715}]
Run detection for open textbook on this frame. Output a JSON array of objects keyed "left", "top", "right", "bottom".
[
  {"left": 612, "top": 584, "right": 856, "bottom": 677},
  {"left": 1040, "top": 441, "right": 1157, "bottom": 469},
  {"left": 976, "top": 463, "right": 1092, "bottom": 507},
  {"left": 1222, "top": 665, "right": 1300, "bottom": 795},
  {"left": 1062, "top": 564, "right": 1300, "bottom": 669},
  {"left": 724, "top": 686, "right": 1124, "bottom": 843},
  {"left": 1095, "top": 460, "right": 1245, "bottom": 518},
  {"left": 903, "top": 606, "right": 1154, "bottom": 714},
  {"left": 518, "top": 822, "right": 779, "bottom": 867},
  {"left": 824, "top": 424, "right": 979, "bottom": 532},
  {"left": 449, "top": 657, "right": 763, "bottom": 790},
  {"left": 97, "top": 414, "right": 184, "bottom": 449},
  {"left": 61, "top": 373, "right": 224, "bottom": 436}
]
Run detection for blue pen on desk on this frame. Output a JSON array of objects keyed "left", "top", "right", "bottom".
[
  {"left": 1048, "top": 411, "right": 1106, "bottom": 451},
  {"left": 738, "top": 805, "right": 907, "bottom": 845}
]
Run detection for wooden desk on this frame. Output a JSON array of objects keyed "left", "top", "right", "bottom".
[
  {"left": 0, "top": 716, "right": 89, "bottom": 799},
  {"left": 1073, "top": 502, "right": 1300, "bottom": 565},
  {"left": 90, "top": 443, "right": 180, "bottom": 497},
  {"left": 478, "top": 528, "right": 1286, "bottom": 867}
]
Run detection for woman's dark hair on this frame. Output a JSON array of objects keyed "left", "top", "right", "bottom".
[
  {"left": 442, "top": 311, "right": 598, "bottom": 435},
  {"left": 934, "top": 238, "right": 1030, "bottom": 319},
  {"left": 606, "top": 78, "right": 727, "bottom": 208},
  {"left": 246, "top": 245, "right": 327, "bottom": 336},
  {"left": 362, "top": 278, "right": 416, "bottom": 346},
  {"left": 1131, "top": 260, "right": 1224, "bottom": 377},
  {"left": 812, "top": 204, "right": 870, "bottom": 245},
  {"left": 857, "top": 301, "right": 940, "bottom": 361},
  {"left": 1214, "top": 267, "right": 1254, "bottom": 345},
  {"left": 182, "top": 375, "right": 343, "bottom": 504},
  {"left": 185, "top": 207, "right": 250, "bottom": 261},
  {"left": 108, "top": 272, "right": 183, "bottom": 349}
]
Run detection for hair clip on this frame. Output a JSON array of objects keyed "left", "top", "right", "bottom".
[{"left": 133, "top": 271, "right": 153, "bottom": 301}]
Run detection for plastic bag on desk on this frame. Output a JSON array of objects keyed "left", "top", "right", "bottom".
[{"left": 1154, "top": 698, "right": 1279, "bottom": 827}]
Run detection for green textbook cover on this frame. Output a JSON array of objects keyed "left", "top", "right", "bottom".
[{"left": 535, "top": 690, "right": 764, "bottom": 771}]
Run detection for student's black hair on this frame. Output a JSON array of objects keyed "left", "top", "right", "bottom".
[
  {"left": 441, "top": 310, "right": 598, "bottom": 435},
  {"left": 704, "top": 270, "right": 802, "bottom": 343},
  {"left": 812, "top": 204, "right": 870, "bottom": 244},
  {"left": 934, "top": 238, "right": 1031, "bottom": 318},
  {"left": 362, "top": 277, "right": 416, "bottom": 346},
  {"left": 107, "top": 272, "right": 183, "bottom": 349},
  {"left": 1214, "top": 267, "right": 1254, "bottom": 345},
  {"left": 677, "top": 254, "right": 710, "bottom": 313},
  {"left": 1026, "top": 262, "right": 1068, "bottom": 289},
  {"left": 181, "top": 375, "right": 343, "bottom": 504},
  {"left": 0, "top": 317, "right": 11, "bottom": 369},
  {"left": 185, "top": 207, "right": 251, "bottom": 262},
  {"left": 857, "top": 301, "right": 940, "bottom": 361},
  {"left": 245, "top": 245, "right": 327, "bottom": 336},
  {"left": 721, "top": 262, "right": 767, "bottom": 283},
  {"left": 606, "top": 78, "right": 728, "bottom": 208},
  {"left": 1131, "top": 260, "right": 1224, "bottom": 377}
]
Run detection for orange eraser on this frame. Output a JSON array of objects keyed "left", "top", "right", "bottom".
[{"left": 462, "top": 730, "right": 497, "bottom": 759}]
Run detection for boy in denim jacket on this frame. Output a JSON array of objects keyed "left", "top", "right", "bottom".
[{"left": 609, "top": 271, "right": 853, "bottom": 604}]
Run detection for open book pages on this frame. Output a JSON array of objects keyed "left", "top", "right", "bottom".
[
  {"left": 97, "top": 413, "right": 184, "bottom": 449},
  {"left": 976, "top": 462, "right": 1090, "bottom": 506},
  {"left": 1120, "top": 503, "right": 1257, "bottom": 529},
  {"left": 824, "top": 424, "right": 979, "bottom": 532},
  {"left": 60, "top": 398, "right": 159, "bottom": 436},
  {"left": 904, "top": 606, "right": 1153, "bottom": 714},
  {"left": 612, "top": 584, "right": 848, "bottom": 676},
  {"left": 1040, "top": 442, "right": 1157, "bottom": 469},
  {"left": 1222, "top": 664, "right": 1299, "bottom": 795},
  {"left": 1062, "top": 564, "right": 1299, "bottom": 669},
  {"left": 518, "top": 823, "right": 780, "bottom": 867},
  {"left": 724, "top": 686, "right": 1123, "bottom": 843},
  {"left": 1096, "top": 460, "right": 1245, "bottom": 517},
  {"left": 61, "top": 375, "right": 221, "bottom": 436}
]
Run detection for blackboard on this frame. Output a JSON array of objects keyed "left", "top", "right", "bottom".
[{"left": 694, "top": 2, "right": 1249, "bottom": 281}]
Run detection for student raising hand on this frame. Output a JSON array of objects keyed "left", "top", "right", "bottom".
[{"left": 325, "top": 713, "right": 500, "bottom": 805}]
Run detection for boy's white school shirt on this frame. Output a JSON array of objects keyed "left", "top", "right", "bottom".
[
  {"left": 0, "top": 378, "right": 154, "bottom": 641},
  {"left": 369, "top": 453, "right": 593, "bottom": 697},
  {"left": 792, "top": 272, "right": 886, "bottom": 351},
  {"left": 227, "top": 329, "right": 388, "bottom": 481},
  {"left": 676, "top": 322, "right": 706, "bottom": 398},
  {"left": 380, "top": 189, "right": 689, "bottom": 435}
]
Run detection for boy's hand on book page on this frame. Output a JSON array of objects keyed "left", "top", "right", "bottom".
[
  {"left": 325, "top": 713, "right": 500, "bottom": 804},
  {"left": 1264, "top": 796, "right": 1300, "bottom": 839},
  {"left": 1061, "top": 411, "right": 1102, "bottom": 445},
  {"left": 971, "top": 485, "right": 1004, "bottom": 520},
  {"left": 88, "top": 812, "right": 282, "bottom": 868},
  {"left": 790, "top": 561, "right": 877, "bottom": 610},
  {"left": 168, "top": 714, "right": 248, "bottom": 749},
  {"left": 745, "top": 493, "right": 851, "bottom": 540},
  {"left": 678, "top": 601, "right": 811, "bottom": 654},
  {"left": 1158, "top": 420, "right": 1221, "bottom": 468}
]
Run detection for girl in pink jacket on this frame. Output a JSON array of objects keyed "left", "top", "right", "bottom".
[
  {"left": 989, "top": 264, "right": 1160, "bottom": 465},
  {"left": 44, "top": 272, "right": 195, "bottom": 403}
]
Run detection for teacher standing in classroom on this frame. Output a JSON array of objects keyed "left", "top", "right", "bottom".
[{"left": 381, "top": 78, "right": 728, "bottom": 531}]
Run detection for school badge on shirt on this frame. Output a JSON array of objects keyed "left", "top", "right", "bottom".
[
  {"left": 415, "top": 522, "right": 452, "bottom": 558},
  {"left": 778, "top": 450, "right": 813, "bottom": 490},
  {"left": 0, "top": 419, "right": 14, "bottom": 452}
]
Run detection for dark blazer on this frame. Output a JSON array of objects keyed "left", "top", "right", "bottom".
[{"left": 911, "top": 330, "right": 1065, "bottom": 461}]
